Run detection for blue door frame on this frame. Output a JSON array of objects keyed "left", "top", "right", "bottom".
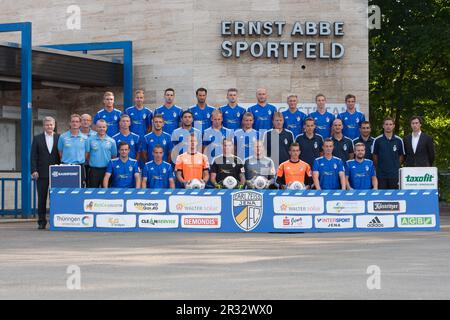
[
  {"left": 0, "top": 22, "right": 133, "bottom": 217},
  {"left": 0, "top": 22, "right": 33, "bottom": 216}
]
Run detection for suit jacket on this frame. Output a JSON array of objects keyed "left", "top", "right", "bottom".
[
  {"left": 403, "top": 132, "right": 435, "bottom": 167},
  {"left": 31, "top": 133, "right": 61, "bottom": 178}
]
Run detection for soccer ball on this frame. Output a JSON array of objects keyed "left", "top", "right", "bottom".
[
  {"left": 185, "top": 179, "right": 205, "bottom": 189},
  {"left": 253, "top": 176, "right": 269, "bottom": 190},
  {"left": 222, "top": 176, "right": 238, "bottom": 189},
  {"left": 287, "top": 181, "right": 306, "bottom": 190}
]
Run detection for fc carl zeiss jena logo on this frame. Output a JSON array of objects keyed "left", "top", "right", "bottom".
[{"left": 232, "top": 191, "right": 263, "bottom": 231}]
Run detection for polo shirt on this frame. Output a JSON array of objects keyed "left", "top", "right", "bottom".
[
  {"left": 372, "top": 134, "right": 405, "bottom": 178},
  {"left": 85, "top": 135, "right": 117, "bottom": 168},
  {"left": 57, "top": 130, "right": 87, "bottom": 164},
  {"left": 295, "top": 133, "right": 324, "bottom": 168},
  {"left": 263, "top": 129, "right": 295, "bottom": 166},
  {"left": 331, "top": 135, "right": 354, "bottom": 162}
]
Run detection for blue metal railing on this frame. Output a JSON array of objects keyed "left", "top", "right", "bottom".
[{"left": 0, "top": 178, "right": 37, "bottom": 217}]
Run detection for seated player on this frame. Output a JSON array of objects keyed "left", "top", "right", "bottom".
[
  {"left": 346, "top": 143, "right": 378, "bottom": 190},
  {"left": 175, "top": 134, "right": 209, "bottom": 188},
  {"left": 244, "top": 140, "right": 276, "bottom": 189},
  {"left": 142, "top": 145, "right": 175, "bottom": 189},
  {"left": 234, "top": 112, "right": 260, "bottom": 161},
  {"left": 276, "top": 143, "right": 312, "bottom": 189},
  {"left": 103, "top": 142, "right": 141, "bottom": 188},
  {"left": 210, "top": 139, "right": 245, "bottom": 189},
  {"left": 312, "top": 138, "right": 346, "bottom": 190}
]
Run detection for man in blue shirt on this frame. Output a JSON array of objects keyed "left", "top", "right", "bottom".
[
  {"left": 219, "top": 88, "right": 246, "bottom": 130},
  {"left": 154, "top": 88, "right": 183, "bottom": 134},
  {"left": 372, "top": 117, "right": 405, "bottom": 189},
  {"left": 203, "top": 110, "right": 234, "bottom": 163},
  {"left": 308, "top": 94, "right": 335, "bottom": 139},
  {"left": 103, "top": 142, "right": 141, "bottom": 188},
  {"left": 58, "top": 114, "right": 88, "bottom": 186},
  {"left": 142, "top": 114, "right": 173, "bottom": 163},
  {"left": 93, "top": 91, "right": 122, "bottom": 137},
  {"left": 295, "top": 117, "right": 323, "bottom": 168},
  {"left": 171, "top": 110, "right": 202, "bottom": 161},
  {"left": 312, "top": 138, "right": 346, "bottom": 190},
  {"left": 352, "top": 121, "right": 374, "bottom": 160},
  {"left": 142, "top": 145, "right": 175, "bottom": 189},
  {"left": 282, "top": 94, "right": 307, "bottom": 138},
  {"left": 346, "top": 143, "right": 378, "bottom": 190},
  {"left": 125, "top": 89, "right": 153, "bottom": 140},
  {"left": 112, "top": 114, "right": 141, "bottom": 161},
  {"left": 248, "top": 88, "right": 277, "bottom": 134},
  {"left": 189, "top": 87, "right": 215, "bottom": 134},
  {"left": 337, "top": 94, "right": 366, "bottom": 140},
  {"left": 85, "top": 119, "right": 117, "bottom": 188},
  {"left": 234, "top": 112, "right": 260, "bottom": 161}
]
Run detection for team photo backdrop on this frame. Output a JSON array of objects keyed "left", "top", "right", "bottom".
[{"left": 50, "top": 188, "right": 439, "bottom": 233}]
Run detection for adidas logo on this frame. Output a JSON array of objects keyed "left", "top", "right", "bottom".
[{"left": 367, "top": 216, "right": 384, "bottom": 228}]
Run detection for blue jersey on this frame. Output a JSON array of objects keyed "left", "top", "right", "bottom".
[
  {"left": 106, "top": 158, "right": 140, "bottom": 188},
  {"left": 234, "top": 129, "right": 259, "bottom": 161},
  {"left": 248, "top": 103, "right": 277, "bottom": 132},
  {"left": 125, "top": 106, "right": 153, "bottom": 140},
  {"left": 346, "top": 159, "right": 376, "bottom": 189},
  {"left": 93, "top": 108, "right": 122, "bottom": 137},
  {"left": 189, "top": 104, "right": 216, "bottom": 134},
  {"left": 142, "top": 161, "right": 174, "bottom": 188},
  {"left": 219, "top": 104, "right": 246, "bottom": 130},
  {"left": 282, "top": 108, "right": 307, "bottom": 138},
  {"left": 112, "top": 132, "right": 140, "bottom": 159},
  {"left": 171, "top": 127, "right": 202, "bottom": 157},
  {"left": 308, "top": 110, "right": 335, "bottom": 139},
  {"left": 85, "top": 135, "right": 117, "bottom": 168},
  {"left": 203, "top": 126, "right": 234, "bottom": 163},
  {"left": 154, "top": 105, "right": 183, "bottom": 134},
  {"left": 57, "top": 131, "right": 87, "bottom": 164},
  {"left": 312, "top": 156, "right": 345, "bottom": 190},
  {"left": 80, "top": 129, "right": 97, "bottom": 140},
  {"left": 338, "top": 111, "right": 366, "bottom": 140},
  {"left": 142, "top": 131, "right": 173, "bottom": 162}
]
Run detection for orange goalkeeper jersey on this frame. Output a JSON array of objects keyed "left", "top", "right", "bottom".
[{"left": 276, "top": 159, "right": 312, "bottom": 184}]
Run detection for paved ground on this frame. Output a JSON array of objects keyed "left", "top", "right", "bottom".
[{"left": 0, "top": 217, "right": 449, "bottom": 300}]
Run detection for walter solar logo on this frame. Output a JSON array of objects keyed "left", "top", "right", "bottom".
[{"left": 232, "top": 191, "right": 263, "bottom": 231}]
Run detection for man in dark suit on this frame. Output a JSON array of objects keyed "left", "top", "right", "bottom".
[
  {"left": 31, "top": 116, "right": 60, "bottom": 229},
  {"left": 403, "top": 116, "right": 435, "bottom": 167}
]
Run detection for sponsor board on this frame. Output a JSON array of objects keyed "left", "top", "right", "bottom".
[
  {"left": 315, "top": 216, "right": 354, "bottom": 229},
  {"left": 326, "top": 200, "right": 365, "bottom": 214},
  {"left": 399, "top": 167, "right": 438, "bottom": 190},
  {"left": 84, "top": 199, "right": 124, "bottom": 213},
  {"left": 126, "top": 200, "right": 167, "bottom": 213},
  {"left": 367, "top": 200, "right": 406, "bottom": 214},
  {"left": 273, "top": 215, "right": 313, "bottom": 229},
  {"left": 273, "top": 196, "right": 324, "bottom": 214},
  {"left": 139, "top": 215, "right": 179, "bottom": 228},
  {"left": 356, "top": 215, "right": 395, "bottom": 229},
  {"left": 232, "top": 191, "right": 263, "bottom": 231},
  {"left": 397, "top": 215, "right": 436, "bottom": 228},
  {"left": 53, "top": 214, "right": 94, "bottom": 228},
  {"left": 169, "top": 196, "right": 221, "bottom": 214},
  {"left": 96, "top": 214, "right": 137, "bottom": 228},
  {"left": 181, "top": 215, "right": 221, "bottom": 229}
]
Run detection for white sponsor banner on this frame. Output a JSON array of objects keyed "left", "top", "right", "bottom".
[
  {"left": 53, "top": 214, "right": 94, "bottom": 228},
  {"left": 139, "top": 215, "right": 179, "bottom": 228},
  {"left": 356, "top": 215, "right": 395, "bottom": 229},
  {"left": 326, "top": 200, "right": 365, "bottom": 214},
  {"left": 96, "top": 214, "right": 136, "bottom": 228},
  {"left": 169, "top": 196, "right": 221, "bottom": 214},
  {"left": 181, "top": 215, "right": 221, "bottom": 229},
  {"left": 397, "top": 215, "right": 436, "bottom": 228},
  {"left": 273, "top": 196, "right": 324, "bottom": 214},
  {"left": 399, "top": 167, "right": 438, "bottom": 190},
  {"left": 273, "top": 215, "right": 313, "bottom": 229},
  {"left": 367, "top": 200, "right": 406, "bottom": 214},
  {"left": 126, "top": 200, "right": 167, "bottom": 213},
  {"left": 315, "top": 216, "right": 354, "bottom": 229},
  {"left": 84, "top": 199, "right": 124, "bottom": 213}
]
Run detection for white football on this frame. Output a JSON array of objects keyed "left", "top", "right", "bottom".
[
  {"left": 186, "top": 179, "right": 205, "bottom": 189},
  {"left": 223, "top": 176, "right": 238, "bottom": 189},
  {"left": 253, "top": 176, "right": 268, "bottom": 189},
  {"left": 287, "top": 181, "right": 306, "bottom": 190}
]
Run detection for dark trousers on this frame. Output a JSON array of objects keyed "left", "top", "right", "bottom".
[
  {"left": 36, "top": 177, "right": 49, "bottom": 226},
  {"left": 88, "top": 167, "right": 106, "bottom": 188},
  {"left": 378, "top": 177, "right": 399, "bottom": 189}
]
